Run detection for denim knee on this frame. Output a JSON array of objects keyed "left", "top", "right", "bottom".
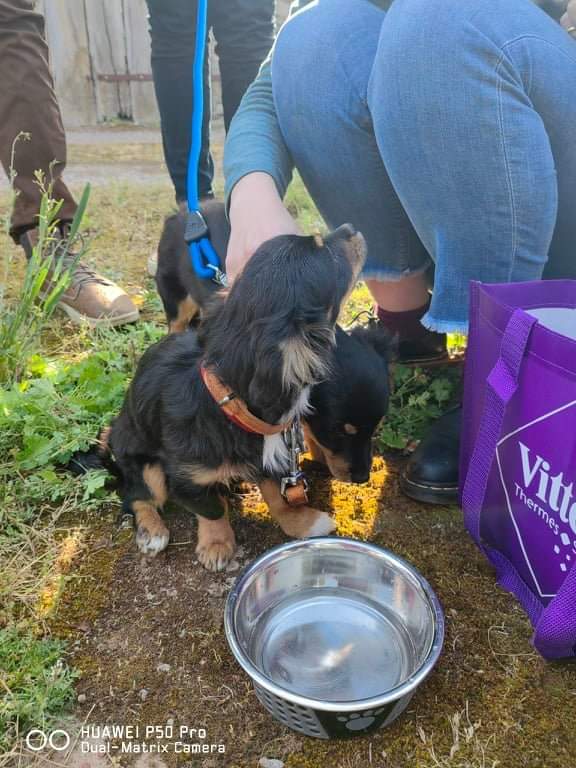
[
  {"left": 272, "top": 0, "right": 430, "bottom": 280},
  {"left": 369, "top": 0, "right": 575, "bottom": 331}
]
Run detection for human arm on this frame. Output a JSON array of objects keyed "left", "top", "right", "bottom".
[
  {"left": 223, "top": 14, "right": 305, "bottom": 281},
  {"left": 226, "top": 172, "right": 301, "bottom": 283}
]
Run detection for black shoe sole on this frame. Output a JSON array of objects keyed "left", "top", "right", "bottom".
[
  {"left": 399, "top": 473, "right": 460, "bottom": 505},
  {"left": 397, "top": 351, "right": 465, "bottom": 367}
]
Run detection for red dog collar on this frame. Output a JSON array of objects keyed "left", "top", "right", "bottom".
[
  {"left": 200, "top": 365, "right": 310, "bottom": 507},
  {"left": 200, "top": 365, "right": 291, "bottom": 436}
]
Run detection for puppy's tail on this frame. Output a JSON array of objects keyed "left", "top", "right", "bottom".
[{"left": 67, "top": 426, "right": 121, "bottom": 480}]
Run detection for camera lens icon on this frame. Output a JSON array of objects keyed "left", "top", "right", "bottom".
[{"left": 26, "top": 729, "right": 70, "bottom": 752}]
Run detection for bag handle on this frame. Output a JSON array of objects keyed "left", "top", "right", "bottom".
[
  {"left": 461, "top": 309, "right": 544, "bottom": 626},
  {"left": 462, "top": 308, "right": 537, "bottom": 545}
]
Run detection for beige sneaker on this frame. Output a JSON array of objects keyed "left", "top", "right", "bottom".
[{"left": 20, "top": 227, "right": 139, "bottom": 328}]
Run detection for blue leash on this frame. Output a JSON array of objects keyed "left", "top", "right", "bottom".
[{"left": 185, "top": 0, "right": 226, "bottom": 286}]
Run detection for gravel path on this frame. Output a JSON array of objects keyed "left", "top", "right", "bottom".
[{"left": 0, "top": 124, "right": 224, "bottom": 192}]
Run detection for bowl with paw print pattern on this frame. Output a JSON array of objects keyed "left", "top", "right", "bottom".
[{"left": 224, "top": 537, "right": 444, "bottom": 739}]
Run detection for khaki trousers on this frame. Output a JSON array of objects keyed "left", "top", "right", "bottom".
[{"left": 0, "top": 0, "right": 76, "bottom": 240}]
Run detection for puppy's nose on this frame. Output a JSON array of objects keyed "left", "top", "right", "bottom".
[
  {"left": 351, "top": 469, "right": 370, "bottom": 484},
  {"left": 333, "top": 223, "right": 356, "bottom": 239}
]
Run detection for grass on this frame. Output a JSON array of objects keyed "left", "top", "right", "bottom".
[
  {"left": 0, "top": 163, "right": 464, "bottom": 761},
  {"left": 0, "top": 628, "right": 76, "bottom": 753}
]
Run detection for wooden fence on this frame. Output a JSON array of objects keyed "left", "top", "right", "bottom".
[{"left": 38, "top": 0, "right": 292, "bottom": 129}]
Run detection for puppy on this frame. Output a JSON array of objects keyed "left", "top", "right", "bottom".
[
  {"left": 155, "top": 202, "right": 390, "bottom": 484},
  {"left": 100, "top": 225, "right": 365, "bottom": 570},
  {"left": 305, "top": 324, "right": 390, "bottom": 482}
]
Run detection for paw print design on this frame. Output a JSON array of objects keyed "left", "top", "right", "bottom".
[
  {"left": 337, "top": 708, "right": 386, "bottom": 731},
  {"left": 554, "top": 532, "right": 574, "bottom": 573}
]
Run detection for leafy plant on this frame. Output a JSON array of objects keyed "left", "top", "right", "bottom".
[
  {"left": 0, "top": 324, "right": 161, "bottom": 472},
  {"left": 0, "top": 322, "right": 162, "bottom": 630},
  {"left": 379, "top": 364, "right": 462, "bottom": 450},
  {"left": 0, "top": 146, "right": 90, "bottom": 384}
]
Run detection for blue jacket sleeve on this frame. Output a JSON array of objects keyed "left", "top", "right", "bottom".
[{"left": 223, "top": 37, "right": 295, "bottom": 207}]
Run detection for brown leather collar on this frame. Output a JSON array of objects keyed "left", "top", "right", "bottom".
[
  {"left": 282, "top": 478, "right": 309, "bottom": 507},
  {"left": 200, "top": 364, "right": 309, "bottom": 507},
  {"left": 200, "top": 365, "right": 291, "bottom": 436}
]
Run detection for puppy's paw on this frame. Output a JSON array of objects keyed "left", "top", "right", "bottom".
[
  {"left": 196, "top": 515, "right": 236, "bottom": 572},
  {"left": 304, "top": 509, "right": 337, "bottom": 537},
  {"left": 196, "top": 540, "right": 236, "bottom": 572},
  {"left": 278, "top": 507, "right": 336, "bottom": 539},
  {"left": 133, "top": 501, "right": 170, "bottom": 555},
  {"left": 136, "top": 521, "right": 170, "bottom": 555}
]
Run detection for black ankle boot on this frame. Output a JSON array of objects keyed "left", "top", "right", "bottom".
[
  {"left": 397, "top": 329, "right": 449, "bottom": 366},
  {"left": 400, "top": 406, "right": 461, "bottom": 504}
]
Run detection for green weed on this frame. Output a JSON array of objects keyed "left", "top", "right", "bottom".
[
  {"left": 0, "top": 321, "right": 163, "bottom": 617},
  {"left": 0, "top": 315, "right": 162, "bottom": 750},
  {"left": 0, "top": 170, "right": 90, "bottom": 385},
  {"left": 0, "top": 323, "right": 161, "bottom": 472},
  {"left": 379, "top": 364, "right": 461, "bottom": 450},
  {"left": 0, "top": 152, "right": 168, "bottom": 756}
]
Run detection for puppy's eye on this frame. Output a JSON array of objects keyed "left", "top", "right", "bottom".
[{"left": 343, "top": 423, "right": 358, "bottom": 436}]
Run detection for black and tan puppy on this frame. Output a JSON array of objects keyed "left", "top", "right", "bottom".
[
  {"left": 155, "top": 202, "right": 390, "bottom": 484},
  {"left": 304, "top": 324, "right": 390, "bottom": 483},
  {"left": 103, "top": 225, "right": 365, "bottom": 570}
]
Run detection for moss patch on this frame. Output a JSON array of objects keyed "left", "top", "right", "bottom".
[{"left": 46, "top": 516, "right": 133, "bottom": 641}]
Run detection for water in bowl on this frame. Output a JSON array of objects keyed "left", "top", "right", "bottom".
[{"left": 248, "top": 587, "right": 418, "bottom": 703}]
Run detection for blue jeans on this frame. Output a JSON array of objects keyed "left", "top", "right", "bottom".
[{"left": 271, "top": 0, "right": 576, "bottom": 332}]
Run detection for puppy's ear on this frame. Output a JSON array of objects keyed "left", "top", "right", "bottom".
[
  {"left": 280, "top": 321, "right": 335, "bottom": 390},
  {"left": 350, "top": 323, "right": 393, "bottom": 361}
]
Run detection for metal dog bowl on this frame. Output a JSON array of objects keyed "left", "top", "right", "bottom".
[{"left": 224, "top": 538, "right": 444, "bottom": 739}]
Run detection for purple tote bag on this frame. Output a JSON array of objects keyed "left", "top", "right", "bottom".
[{"left": 460, "top": 280, "right": 576, "bottom": 660}]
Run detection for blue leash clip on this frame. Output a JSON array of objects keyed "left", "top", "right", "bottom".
[
  {"left": 185, "top": 209, "right": 228, "bottom": 287},
  {"left": 184, "top": 209, "right": 209, "bottom": 242}
]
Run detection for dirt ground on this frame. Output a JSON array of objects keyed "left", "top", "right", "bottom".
[
  {"left": 42, "top": 463, "right": 576, "bottom": 768},
  {"left": 3, "top": 128, "right": 576, "bottom": 768}
]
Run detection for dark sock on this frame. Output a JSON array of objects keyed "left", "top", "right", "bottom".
[{"left": 377, "top": 300, "right": 433, "bottom": 342}]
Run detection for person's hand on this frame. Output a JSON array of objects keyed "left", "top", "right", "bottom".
[
  {"left": 227, "top": 172, "right": 301, "bottom": 283},
  {"left": 561, "top": 0, "right": 576, "bottom": 37}
]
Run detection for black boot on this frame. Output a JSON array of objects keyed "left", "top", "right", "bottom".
[
  {"left": 397, "top": 329, "right": 449, "bottom": 366},
  {"left": 400, "top": 406, "right": 461, "bottom": 504}
]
